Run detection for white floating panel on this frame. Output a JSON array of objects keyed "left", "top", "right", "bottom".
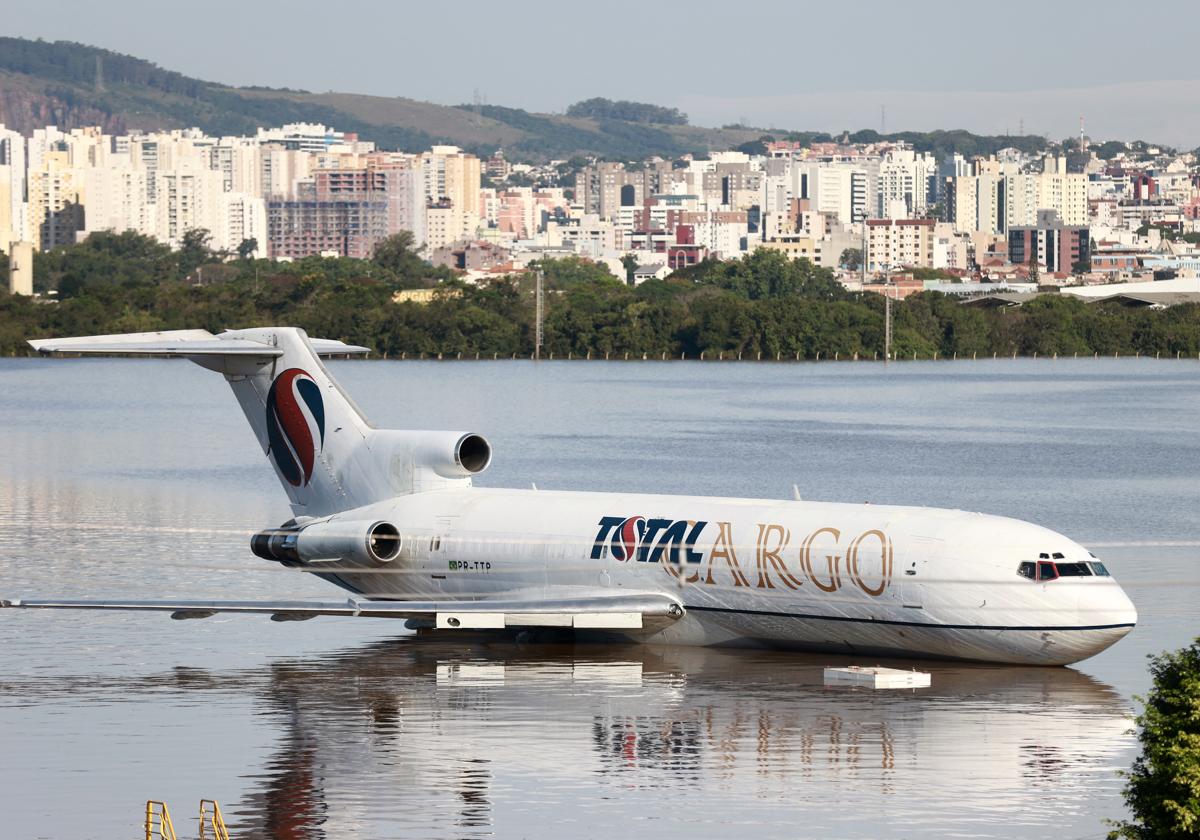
[
  {"left": 823, "top": 666, "right": 932, "bottom": 689},
  {"left": 434, "top": 611, "right": 644, "bottom": 630}
]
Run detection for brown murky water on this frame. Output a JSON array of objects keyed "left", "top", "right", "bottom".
[{"left": 1, "top": 358, "right": 1197, "bottom": 838}]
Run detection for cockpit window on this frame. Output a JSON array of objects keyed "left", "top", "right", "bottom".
[
  {"left": 1023, "top": 554, "right": 1106, "bottom": 582},
  {"left": 1055, "top": 562, "right": 1093, "bottom": 577}
]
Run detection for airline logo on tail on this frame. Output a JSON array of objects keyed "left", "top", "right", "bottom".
[{"left": 265, "top": 368, "right": 325, "bottom": 487}]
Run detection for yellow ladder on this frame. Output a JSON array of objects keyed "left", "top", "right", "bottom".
[
  {"left": 199, "top": 799, "right": 230, "bottom": 840},
  {"left": 145, "top": 801, "right": 178, "bottom": 840}
]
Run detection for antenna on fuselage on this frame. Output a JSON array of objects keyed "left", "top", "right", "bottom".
[{"left": 792, "top": 484, "right": 802, "bottom": 501}]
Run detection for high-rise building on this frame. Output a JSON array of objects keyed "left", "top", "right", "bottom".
[
  {"left": 422, "top": 146, "right": 481, "bottom": 242},
  {"left": 575, "top": 161, "right": 627, "bottom": 219},
  {"left": 877, "top": 148, "right": 937, "bottom": 218},
  {"left": 154, "top": 165, "right": 226, "bottom": 248},
  {"left": 865, "top": 218, "right": 936, "bottom": 270},
  {"left": 267, "top": 195, "right": 390, "bottom": 260},
  {"left": 312, "top": 160, "right": 427, "bottom": 246},
  {"left": 81, "top": 167, "right": 153, "bottom": 238},
  {"left": 0, "top": 126, "right": 27, "bottom": 244},
  {"left": 1008, "top": 222, "right": 1090, "bottom": 274},
  {"left": 28, "top": 151, "right": 84, "bottom": 250},
  {"left": 260, "top": 146, "right": 313, "bottom": 200}
]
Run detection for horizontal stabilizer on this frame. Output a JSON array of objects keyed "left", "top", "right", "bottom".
[
  {"left": 1, "top": 593, "right": 685, "bottom": 630},
  {"left": 28, "top": 329, "right": 369, "bottom": 358}
]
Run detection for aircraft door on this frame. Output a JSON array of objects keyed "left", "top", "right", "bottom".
[{"left": 894, "top": 535, "right": 941, "bottom": 611}]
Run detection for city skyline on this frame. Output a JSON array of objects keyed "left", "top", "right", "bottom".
[
  {"left": 5, "top": 118, "right": 1197, "bottom": 291},
  {"left": 6, "top": 0, "right": 1200, "bottom": 146}
]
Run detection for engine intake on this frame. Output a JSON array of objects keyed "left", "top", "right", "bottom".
[
  {"left": 366, "top": 429, "right": 492, "bottom": 486},
  {"left": 453, "top": 433, "right": 492, "bottom": 474},
  {"left": 251, "top": 519, "right": 402, "bottom": 565}
]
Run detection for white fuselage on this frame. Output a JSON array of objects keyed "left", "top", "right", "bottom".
[
  {"left": 24, "top": 327, "right": 1137, "bottom": 666},
  {"left": 304, "top": 488, "right": 1137, "bottom": 666}
]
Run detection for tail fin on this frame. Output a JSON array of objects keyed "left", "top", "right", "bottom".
[
  {"left": 30, "top": 327, "right": 492, "bottom": 515},
  {"left": 30, "top": 328, "right": 493, "bottom": 515},
  {"left": 220, "top": 328, "right": 379, "bottom": 515}
]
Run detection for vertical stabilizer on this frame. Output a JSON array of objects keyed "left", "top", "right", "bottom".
[
  {"left": 29, "top": 327, "right": 492, "bottom": 517},
  {"left": 221, "top": 327, "right": 379, "bottom": 515}
]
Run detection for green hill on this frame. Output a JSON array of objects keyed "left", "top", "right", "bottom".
[
  {"left": 0, "top": 37, "right": 1048, "bottom": 162},
  {"left": 0, "top": 37, "right": 765, "bottom": 160}
]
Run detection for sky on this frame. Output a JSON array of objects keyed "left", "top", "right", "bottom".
[{"left": 6, "top": 0, "right": 1200, "bottom": 146}]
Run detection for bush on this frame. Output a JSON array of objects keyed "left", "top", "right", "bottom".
[{"left": 1109, "top": 639, "right": 1200, "bottom": 838}]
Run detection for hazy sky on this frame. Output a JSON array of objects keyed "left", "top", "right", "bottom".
[{"left": 7, "top": 0, "right": 1200, "bottom": 145}]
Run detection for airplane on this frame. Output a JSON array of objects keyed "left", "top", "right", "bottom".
[{"left": 1, "top": 327, "right": 1138, "bottom": 665}]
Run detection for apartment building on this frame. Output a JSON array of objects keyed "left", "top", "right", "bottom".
[
  {"left": 865, "top": 218, "right": 936, "bottom": 271},
  {"left": 1008, "top": 223, "right": 1090, "bottom": 273}
]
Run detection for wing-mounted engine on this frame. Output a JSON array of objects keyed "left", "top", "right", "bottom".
[{"left": 252, "top": 518, "right": 402, "bottom": 566}]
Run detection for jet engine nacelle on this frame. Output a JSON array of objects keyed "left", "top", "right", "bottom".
[
  {"left": 407, "top": 431, "right": 493, "bottom": 479},
  {"left": 365, "top": 429, "right": 493, "bottom": 494},
  {"left": 251, "top": 519, "right": 402, "bottom": 566}
]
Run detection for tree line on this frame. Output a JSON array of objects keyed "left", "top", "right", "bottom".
[
  {"left": 1, "top": 230, "right": 1198, "bottom": 360},
  {"left": 566, "top": 98, "right": 689, "bottom": 126}
]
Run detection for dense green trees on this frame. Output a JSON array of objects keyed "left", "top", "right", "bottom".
[
  {"left": 1109, "top": 639, "right": 1200, "bottom": 839},
  {"left": 372, "top": 232, "right": 433, "bottom": 285},
  {"left": 566, "top": 98, "right": 688, "bottom": 126},
  {"left": 3, "top": 232, "right": 1199, "bottom": 359},
  {"left": 839, "top": 248, "right": 863, "bottom": 271}
]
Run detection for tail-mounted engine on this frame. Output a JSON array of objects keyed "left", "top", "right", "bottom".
[
  {"left": 252, "top": 518, "right": 402, "bottom": 566},
  {"left": 365, "top": 430, "right": 492, "bottom": 494}
]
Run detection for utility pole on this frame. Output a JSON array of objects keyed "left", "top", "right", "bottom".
[
  {"left": 534, "top": 269, "right": 544, "bottom": 361},
  {"left": 884, "top": 275, "right": 893, "bottom": 363}
]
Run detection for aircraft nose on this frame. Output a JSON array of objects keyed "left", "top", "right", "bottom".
[
  {"left": 1114, "top": 584, "right": 1138, "bottom": 628},
  {"left": 1090, "top": 581, "right": 1138, "bottom": 629}
]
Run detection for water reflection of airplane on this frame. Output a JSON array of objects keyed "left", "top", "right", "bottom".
[
  {"left": 220, "top": 638, "right": 1130, "bottom": 839},
  {"left": 6, "top": 328, "right": 1138, "bottom": 665},
  {"left": 2, "top": 637, "right": 1130, "bottom": 838}
]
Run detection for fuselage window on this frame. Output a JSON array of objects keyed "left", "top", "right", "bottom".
[
  {"left": 1037, "top": 561, "right": 1058, "bottom": 582},
  {"left": 1017, "top": 561, "right": 1036, "bottom": 580},
  {"left": 1088, "top": 561, "right": 1110, "bottom": 576},
  {"left": 1055, "top": 562, "right": 1093, "bottom": 577}
]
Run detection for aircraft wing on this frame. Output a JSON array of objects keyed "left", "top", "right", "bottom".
[{"left": 0, "top": 593, "right": 685, "bottom": 630}]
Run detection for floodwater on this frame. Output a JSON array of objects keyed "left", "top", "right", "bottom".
[{"left": 0, "top": 357, "right": 1197, "bottom": 839}]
